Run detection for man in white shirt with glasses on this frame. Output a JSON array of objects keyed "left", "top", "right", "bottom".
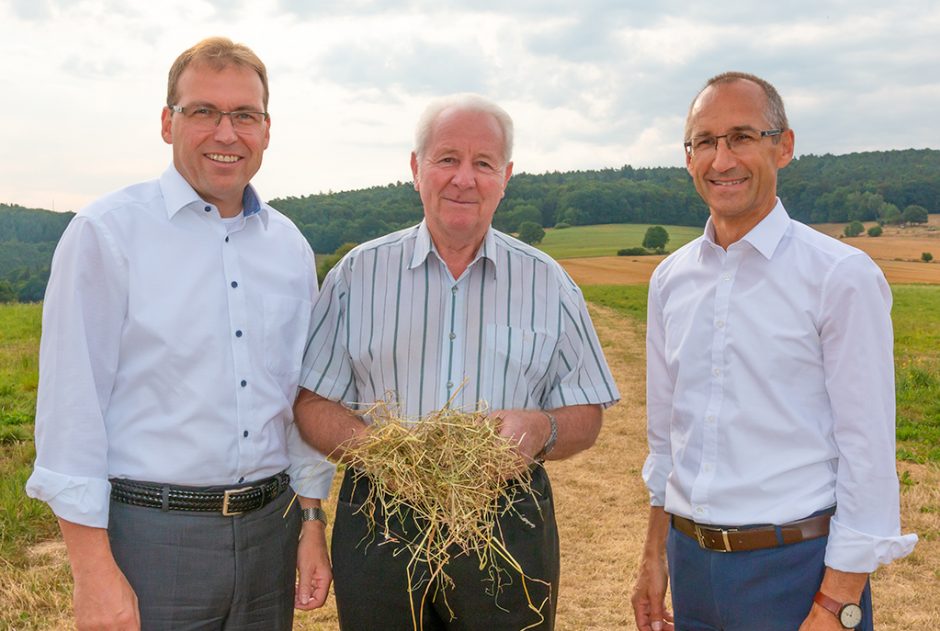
[
  {"left": 631, "top": 71, "right": 916, "bottom": 631},
  {"left": 27, "top": 37, "right": 333, "bottom": 630}
]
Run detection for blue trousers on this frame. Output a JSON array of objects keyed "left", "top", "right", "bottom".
[{"left": 667, "top": 523, "right": 873, "bottom": 631}]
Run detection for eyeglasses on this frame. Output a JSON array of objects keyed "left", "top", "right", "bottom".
[
  {"left": 684, "top": 128, "right": 783, "bottom": 159},
  {"left": 169, "top": 105, "right": 269, "bottom": 131}
]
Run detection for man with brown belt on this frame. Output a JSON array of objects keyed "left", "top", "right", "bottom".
[
  {"left": 26, "top": 37, "right": 334, "bottom": 630},
  {"left": 630, "top": 71, "right": 917, "bottom": 631}
]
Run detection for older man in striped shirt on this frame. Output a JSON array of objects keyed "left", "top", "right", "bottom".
[{"left": 294, "top": 93, "right": 619, "bottom": 630}]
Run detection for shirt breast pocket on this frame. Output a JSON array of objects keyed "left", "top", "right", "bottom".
[
  {"left": 263, "top": 296, "right": 312, "bottom": 379},
  {"left": 483, "top": 324, "right": 557, "bottom": 409}
]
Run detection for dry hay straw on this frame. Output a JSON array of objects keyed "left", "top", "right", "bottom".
[{"left": 341, "top": 401, "right": 549, "bottom": 631}]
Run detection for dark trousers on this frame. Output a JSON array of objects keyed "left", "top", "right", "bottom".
[
  {"left": 667, "top": 520, "right": 873, "bottom": 631},
  {"left": 332, "top": 465, "right": 560, "bottom": 630},
  {"left": 108, "top": 487, "right": 301, "bottom": 631}
]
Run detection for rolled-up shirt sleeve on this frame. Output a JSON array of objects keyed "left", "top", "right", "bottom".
[
  {"left": 25, "top": 215, "right": 127, "bottom": 528},
  {"left": 642, "top": 269, "right": 673, "bottom": 507},
  {"left": 543, "top": 282, "right": 620, "bottom": 410},
  {"left": 820, "top": 254, "right": 917, "bottom": 571},
  {"left": 287, "top": 241, "right": 336, "bottom": 499}
]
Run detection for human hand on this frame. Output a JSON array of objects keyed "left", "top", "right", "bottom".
[
  {"left": 489, "top": 409, "right": 551, "bottom": 462},
  {"left": 295, "top": 522, "right": 332, "bottom": 610},
  {"left": 630, "top": 553, "right": 674, "bottom": 631},
  {"left": 72, "top": 560, "right": 140, "bottom": 630}
]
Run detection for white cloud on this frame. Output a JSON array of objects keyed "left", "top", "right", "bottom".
[{"left": 1, "top": 0, "right": 938, "bottom": 211}]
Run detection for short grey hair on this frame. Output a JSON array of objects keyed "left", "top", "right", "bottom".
[
  {"left": 684, "top": 71, "right": 789, "bottom": 142},
  {"left": 414, "top": 93, "right": 514, "bottom": 165}
]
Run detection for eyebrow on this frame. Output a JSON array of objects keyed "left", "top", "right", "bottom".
[
  {"left": 180, "top": 100, "right": 264, "bottom": 111},
  {"left": 692, "top": 124, "right": 760, "bottom": 138}
]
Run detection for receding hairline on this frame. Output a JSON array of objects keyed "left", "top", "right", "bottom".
[
  {"left": 414, "top": 93, "right": 514, "bottom": 165},
  {"left": 684, "top": 71, "right": 789, "bottom": 140}
]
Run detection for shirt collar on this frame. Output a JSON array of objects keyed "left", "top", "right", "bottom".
[
  {"left": 159, "top": 164, "right": 268, "bottom": 228},
  {"left": 409, "top": 220, "right": 499, "bottom": 272},
  {"left": 698, "top": 198, "right": 789, "bottom": 261}
]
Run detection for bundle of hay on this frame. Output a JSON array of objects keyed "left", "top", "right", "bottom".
[{"left": 341, "top": 403, "right": 548, "bottom": 630}]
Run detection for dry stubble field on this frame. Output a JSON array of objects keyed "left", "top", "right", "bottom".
[{"left": 12, "top": 216, "right": 939, "bottom": 630}]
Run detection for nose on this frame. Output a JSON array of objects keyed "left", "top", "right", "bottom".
[
  {"left": 451, "top": 161, "right": 476, "bottom": 189},
  {"left": 213, "top": 114, "right": 239, "bottom": 143},
  {"left": 709, "top": 138, "right": 738, "bottom": 171}
]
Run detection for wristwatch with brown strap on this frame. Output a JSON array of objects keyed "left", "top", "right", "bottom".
[{"left": 814, "top": 591, "right": 862, "bottom": 629}]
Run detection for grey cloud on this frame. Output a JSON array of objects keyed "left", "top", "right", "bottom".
[{"left": 316, "top": 40, "right": 489, "bottom": 95}]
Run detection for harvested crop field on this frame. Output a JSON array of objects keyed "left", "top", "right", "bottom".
[{"left": 558, "top": 216, "right": 940, "bottom": 286}]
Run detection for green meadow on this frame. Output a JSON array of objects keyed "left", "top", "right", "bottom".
[
  {"left": 0, "top": 283, "right": 937, "bottom": 561},
  {"left": 582, "top": 283, "right": 940, "bottom": 464},
  {"left": 537, "top": 223, "right": 703, "bottom": 259}
]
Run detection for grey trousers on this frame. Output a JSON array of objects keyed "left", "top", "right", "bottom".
[{"left": 108, "top": 488, "right": 301, "bottom": 631}]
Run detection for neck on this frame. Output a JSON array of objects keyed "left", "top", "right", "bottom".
[
  {"left": 710, "top": 203, "right": 775, "bottom": 250},
  {"left": 430, "top": 233, "right": 485, "bottom": 280}
]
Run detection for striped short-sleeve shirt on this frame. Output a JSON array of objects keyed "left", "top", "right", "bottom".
[{"left": 301, "top": 221, "right": 619, "bottom": 421}]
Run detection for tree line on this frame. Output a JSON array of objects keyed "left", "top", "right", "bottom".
[{"left": 2, "top": 148, "right": 938, "bottom": 302}]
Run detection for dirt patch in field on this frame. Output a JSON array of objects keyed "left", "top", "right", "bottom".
[{"left": 560, "top": 220, "right": 940, "bottom": 286}]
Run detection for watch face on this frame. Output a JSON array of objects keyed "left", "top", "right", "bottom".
[{"left": 839, "top": 603, "right": 863, "bottom": 628}]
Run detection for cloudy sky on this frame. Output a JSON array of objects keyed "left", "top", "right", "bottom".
[{"left": 2, "top": 0, "right": 938, "bottom": 213}]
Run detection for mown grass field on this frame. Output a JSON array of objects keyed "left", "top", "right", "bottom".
[
  {"left": 1, "top": 222, "right": 938, "bottom": 627},
  {"left": 536, "top": 223, "right": 703, "bottom": 259}
]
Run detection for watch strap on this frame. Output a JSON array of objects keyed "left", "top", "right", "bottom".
[
  {"left": 813, "top": 591, "right": 861, "bottom": 629},
  {"left": 535, "top": 412, "right": 558, "bottom": 461},
  {"left": 301, "top": 506, "right": 328, "bottom": 526}
]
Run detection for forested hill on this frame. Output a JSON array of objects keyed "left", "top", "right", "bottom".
[
  {"left": 274, "top": 148, "right": 940, "bottom": 254},
  {"left": 2, "top": 148, "right": 938, "bottom": 301}
]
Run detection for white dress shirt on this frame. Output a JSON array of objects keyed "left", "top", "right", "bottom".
[
  {"left": 644, "top": 200, "right": 917, "bottom": 573},
  {"left": 301, "top": 221, "right": 619, "bottom": 420},
  {"left": 26, "top": 166, "right": 335, "bottom": 528}
]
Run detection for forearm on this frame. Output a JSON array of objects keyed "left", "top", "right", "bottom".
[
  {"left": 59, "top": 518, "right": 119, "bottom": 576},
  {"left": 817, "top": 567, "right": 868, "bottom": 605},
  {"left": 543, "top": 403, "right": 602, "bottom": 460},
  {"left": 293, "top": 388, "right": 369, "bottom": 462}
]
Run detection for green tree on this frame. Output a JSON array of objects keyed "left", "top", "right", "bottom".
[
  {"left": 880, "top": 203, "right": 902, "bottom": 225},
  {"left": 517, "top": 221, "right": 546, "bottom": 245},
  {"left": 843, "top": 221, "right": 864, "bottom": 237},
  {"left": 923, "top": 252, "right": 934, "bottom": 263},
  {"left": 0, "top": 279, "right": 15, "bottom": 302},
  {"left": 903, "top": 205, "right": 929, "bottom": 224},
  {"left": 642, "top": 226, "right": 670, "bottom": 253},
  {"left": 867, "top": 225, "right": 883, "bottom": 237}
]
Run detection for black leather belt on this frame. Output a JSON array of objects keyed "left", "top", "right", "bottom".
[
  {"left": 672, "top": 510, "right": 832, "bottom": 552},
  {"left": 110, "top": 472, "right": 290, "bottom": 516}
]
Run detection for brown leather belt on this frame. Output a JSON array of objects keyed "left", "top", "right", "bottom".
[{"left": 671, "top": 512, "right": 831, "bottom": 552}]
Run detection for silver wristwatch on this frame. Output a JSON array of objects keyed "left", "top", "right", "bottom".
[
  {"left": 535, "top": 412, "right": 558, "bottom": 461},
  {"left": 301, "top": 506, "right": 328, "bottom": 526}
]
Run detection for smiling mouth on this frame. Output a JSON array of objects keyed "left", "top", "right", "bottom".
[
  {"left": 710, "top": 177, "right": 748, "bottom": 186},
  {"left": 207, "top": 153, "right": 240, "bottom": 163}
]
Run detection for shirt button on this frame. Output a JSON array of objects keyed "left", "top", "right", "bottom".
[
  {"left": 204, "top": 205, "right": 211, "bottom": 213},
  {"left": 716, "top": 320, "right": 725, "bottom": 328},
  {"left": 446, "top": 381, "right": 454, "bottom": 389},
  {"left": 235, "top": 330, "right": 243, "bottom": 337},
  {"left": 238, "top": 477, "right": 245, "bottom": 483},
  {"left": 451, "top": 286, "right": 458, "bottom": 294},
  {"left": 225, "top": 236, "right": 230, "bottom": 243},
  {"left": 706, "top": 415, "right": 716, "bottom": 423},
  {"left": 703, "top": 464, "right": 713, "bottom": 472},
  {"left": 449, "top": 332, "right": 456, "bottom": 340},
  {"left": 231, "top": 281, "right": 238, "bottom": 288},
  {"left": 243, "top": 431, "right": 249, "bottom": 438},
  {"left": 240, "top": 379, "right": 247, "bottom": 387},
  {"left": 713, "top": 368, "right": 721, "bottom": 377},
  {"left": 695, "top": 507, "right": 705, "bottom": 515},
  {"left": 723, "top": 275, "right": 731, "bottom": 281}
]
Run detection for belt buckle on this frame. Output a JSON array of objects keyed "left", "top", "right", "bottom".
[
  {"left": 694, "top": 524, "right": 737, "bottom": 552},
  {"left": 222, "top": 486, "right": 251, "bottom": 516}
]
